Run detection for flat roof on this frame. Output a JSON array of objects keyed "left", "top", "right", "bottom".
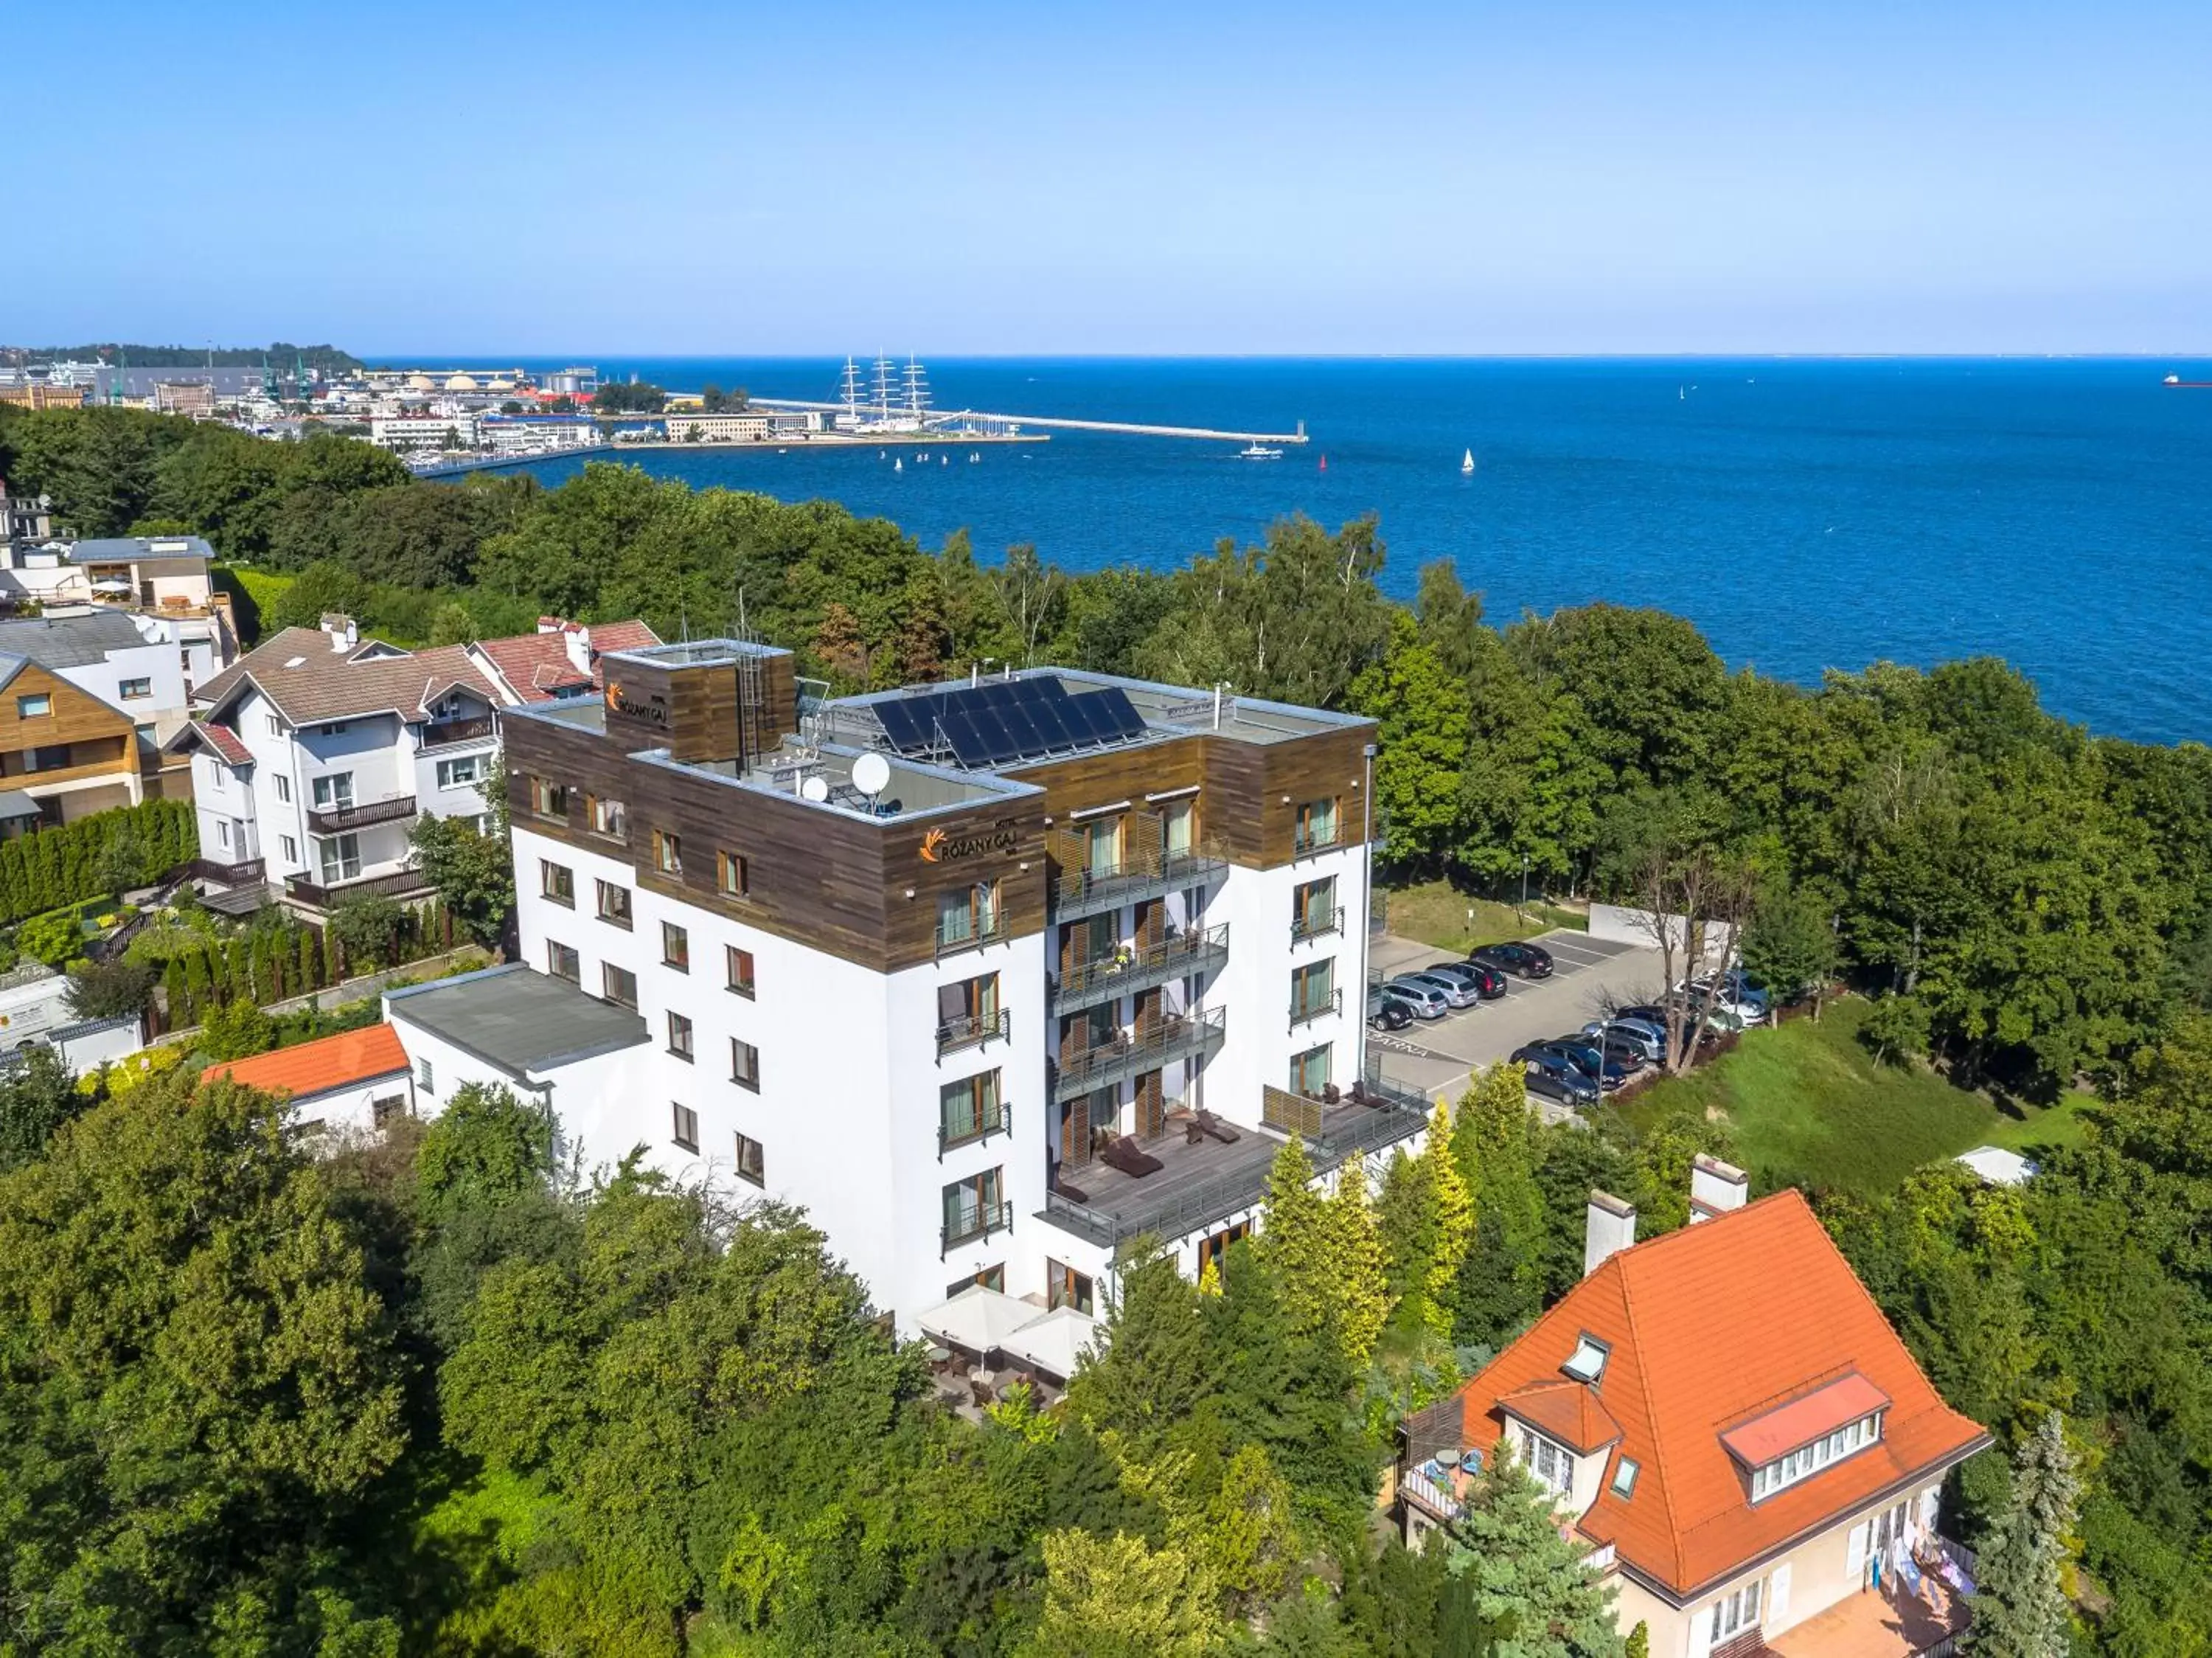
[{"left": 385, "top": 962, "right": 647, "bottom": 1081}]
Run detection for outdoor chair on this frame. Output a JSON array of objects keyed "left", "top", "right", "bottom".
[{"left": 1101, "top": 1136, "right": 1164, "bottom": 1179}]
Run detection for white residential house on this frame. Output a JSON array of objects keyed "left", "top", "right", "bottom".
[{"left": 0, "top": 534, "right": 240, "bottom": 691}]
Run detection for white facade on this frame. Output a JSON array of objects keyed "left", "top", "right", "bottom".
[{"left": 369, "top": 414, "right": 480, "bottom": 451}]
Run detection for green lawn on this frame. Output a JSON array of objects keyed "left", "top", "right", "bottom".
[
  {"left": 1613, "top": 998, "right": 2100, "bottom": 1196},
  {"left": 1383, "top": 878, "right": 1587, "bottom": 954}
]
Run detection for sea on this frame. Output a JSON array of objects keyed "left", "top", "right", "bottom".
[{"left": 417, "top": 357, "right": 2212, "bottom": 746}]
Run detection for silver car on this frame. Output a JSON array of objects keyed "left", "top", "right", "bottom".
[
  {"left": 1420, "top": 962, "right": 1490, "bottom": 1006},
  {"left": 1402, "top": 970, "right": 1480, "bottom": 1010},
  {"left": 1382, "top": 976, "right": 1453, "bottom": 1019},
  {"left": 1583, "top": 1018, "right": 1664, "bottom": 1064}
]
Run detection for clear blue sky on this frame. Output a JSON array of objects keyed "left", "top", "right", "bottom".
[{"left": 15, "top": 1, "right": 2208, "bottom": 355}]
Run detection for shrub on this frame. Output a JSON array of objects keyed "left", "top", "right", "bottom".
[
  {"left": 63, "top": 959, "right": 156, "bottom": 1023},
  {"left": 18, "top": 910, "right": 85, "bottom": 968}
]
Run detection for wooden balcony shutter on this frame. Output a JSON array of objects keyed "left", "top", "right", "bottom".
[
  {"left": 1135, "top": 985, "right": 1162, "bottom": 1037},
  {"left": 1132, "top": 809, "right": 1164, "bottom": 875},
  {"left": 1050, "top": 826, "right": 1085, "bottom": 897},
  {"left": 1059, "top": 1013, "right": 1082, "bottom": 1069},
  {"left": 1062, "top": 1097, "right": 1091, "bottom": 1167},
  {"left": 1059, "top": 921, "right": 1079, "bottom": 979},
  {"left": 1135, "top": 1069, "right": 1164, "bottom": 1139},
  {"left": 1135, "top": 897, "right": 1165, "bottom": 950}
]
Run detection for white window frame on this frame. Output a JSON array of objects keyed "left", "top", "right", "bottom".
[
  {"left": 1520, "top": 1426, "right": 1573, "bottom": 1497},
  {"left": 1708, "top": 1581, "right": 1763, "bottom": 1644},
  {"left": 279, "top": 834, "right": 298, "bottom": 861},
  {"left": 119, "top": 676, "right": 153, "bottom": 701},
  {"left": 1749, "top": 1412, "right": 1882, "bottom": 1502},
  {"left": 311, "top": 771, "right": 355, "bottom": 810},
  {"left": 436, "top": 755, "right": 481, "bottom": 789},
  {"left": 274, "top": 774, "right": 291, "bottom": 803},
  {"left": 316, "top": 833, "right": 361, "bottom": 884}
]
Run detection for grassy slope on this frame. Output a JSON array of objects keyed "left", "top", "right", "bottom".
[
  {"left": 1385, "top": 878, "right": 1587, "bottom": 953},
  {"left": 1614, "top": 997, "right": 2100, "bottom": 1196}
]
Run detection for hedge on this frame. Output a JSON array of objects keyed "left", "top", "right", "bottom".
[{"left": 0, "top": 799, "right": 197, "bottom": 925}]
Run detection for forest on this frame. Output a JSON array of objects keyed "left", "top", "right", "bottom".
[{"left": 2, "top": 403, "right": 2209, "bottom": 1653}]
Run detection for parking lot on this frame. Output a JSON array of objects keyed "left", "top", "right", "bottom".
[{"left": 1364, "top": 929, "right": 1663, "bottom": 1116}]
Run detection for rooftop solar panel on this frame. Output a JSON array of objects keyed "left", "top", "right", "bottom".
[
  {"left": 872, "top": 698, "right": 933, "bottom": 755},
  {"left": 1082, "top": 686, "right": 1148, "bottom": 743},
  {"left": 859, "top": 676, "right": 1157, "bottom": 771}
]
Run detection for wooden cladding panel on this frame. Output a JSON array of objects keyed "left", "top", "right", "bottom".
[
  {"left": 1260, "top": 725, "right": 1372, "bottom": 865},
  {"left": 0, "top": 664, "right": 135, "bottom": 766},
  {"left": 507, "top": 715, "right": 1046, "bottom": 974}
]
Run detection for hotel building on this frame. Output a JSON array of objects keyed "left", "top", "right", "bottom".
[{"left": 439, "top": 637, "right": 1427, "bottom": 1328}]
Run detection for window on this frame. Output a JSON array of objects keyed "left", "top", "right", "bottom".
[
  {"left": 596, "top": 880, "right": 632, "bottom": 928},
  {"left": 1293, "top": 795, "right": 1340, "bottom": 854},
  {"left": 1047, "top": 1258, "right": 1095, "bottom": 1315},
  {"left": 1749, "top": 1412, "right": 1883, "bottom": 1501},
  {"left": 217, "top": 819, "right": 232, "bottom": 850},
  {"left": 274, "top": 775, "right": 291, "bottom": 803},
  {"left": 1610, "top": 1457, "right": 1640, "bottom": 1499},
  {"left": 24, "top": 743, "right": 70, "bottom": 771},
  {"left": 316, "top": 833, "right": 361, "bottom": 884},
  {"left": 937, "top": 974, "right": 1004, "bottom": 1053},
  {"left": 15, "top": 694, "right": 49, "bottom": 718},
  {"left": 1708, "top": 1582, "right": 1762, "bottom": 1645},
  {"left": 948, "top": 1264, "right": 1006, "bottom": 1297},
  {"left": 1162, "top": 797, "right": 1195, "bottom": 856},
  {"left": 602, "top": 962, "right": 639, "bottom": 1009},
  {"left": 1563, "top": 1334, "right": 1610, "bottom": 1383},
  {"left": 588, "top": 793, "right": 626, "bottom": 838},
  {"left": 436, "top": 755, "right": 480, "bottom": 788},
  {"left": 279, "top": 834, "right": 298, "bottom": 861},
  {"left": 530, "top": 775, "right": 570, "bottom": 819},
  {"left": 1081, "top": 816, "right": 1121, "bottom": 877},
  {"left": 372, "top": 1095, "right": 406, "bottom": 1128},
  {"left": 726, "top": 945, "right": 756, "bottom": 998},
  {"left": 417, "top": 1056, "right": 434, "bottom": 1095},
  {"left": 119, "top": 677, "right": 152, "bottom": 701},
  {"left": 940, "top": 1069, "right": 1004, "bottom": 1149},
  {"left": 717, "top": 849, "right": 748, "bottom": 898},
  {"left": 1522, "top": 1429, "right": 1572, "bottom": 1498},
  {"left": 731, "top": 1037, "right": 760, "bottom": 1092},
  {"left": 311, "top": 771, "right": 355, "bottom": 809},
  {"left": 547, "top": 940, "right": 580, "bottom": 983},
  {"left": 320, "top": 722, "right": 349, "bottom": 736},
  {"left": 657, "top": 923, "right": 689, "bottom": 974},
  {"left": 942, "top": 1168, "right": 1006, "bottom": 1249},
  {"left": 1290, "top": 958, "right": 1336, "bottom": 1023},
  {"left": 734, "top": 1131, "right": 765, "bottom": 1187},
  {"left": 541, "top": 860, "right": 574, "bottom": 905},
  {"left": 936, "top": 880, "right": 1001, "bottom": 951},
  {"left": 1289, "top": 1044, "right": 1332, "bottom": 1096},
  {"left": 1293, "top": 875, "right": 1338, "bottom": 940},
  {"left": 1199, "top": 1220, "right": 1251, "bottom": 1283},
  {"left": 671, "top": 1102, "right": 699, "bottom": 1153},
  {"left": 653, "top": 829, "right": 682, "bottom": 876},
  {"left": 668, "top": 1010, "right": 694, "bottom": 1061},
  {"left": 265, "top": 713, "right": 283, "bottom": 736}
]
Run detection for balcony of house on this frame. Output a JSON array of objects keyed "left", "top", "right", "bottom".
[
  {"left": 1288, "top": 987, "right": 1342, "bottom": 1030},
  {"left": 284, "top": 865, "right": 436, "bottom": 912},
  {"left": 189, "top": 855, "right": 266, "bottom": 889},
  {"left": 305, "top": 793, "right": 419, "bottom": 834},
  {"left": 1050, "top": 923, "right": 1231, "bottom": 1020},
  {"left": 936, "top": 1007, "right": 1012, "bottom": 1059},
  {"left": 1290, "top": 903, "right": 1343, "bottom": 945},
  {"left": 0, "top": 737, "right": 133, "bottom": 792},
  {"left": 1052, "top": 1006, "right": 1227, "bottom": 1103},
  {"left": 420, "top": 714, "right": 498, "bottom": 750},
  {"left": 1764, "top": 1541, "right": 1975, "bottom": 1658},
  {"left": 1050, "top": 841, "right": 1229, "bottom": 925},
  {"left": 1041, "top": 1070, "right": 1429, "bottom": 1254},
  {"left": 941, "top": 1199, "right": 1015, "bottom": 1257}
]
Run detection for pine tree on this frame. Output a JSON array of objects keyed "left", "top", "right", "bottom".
[
  {"left": 1323, "top": 1155, "right": 1388, "bottom": 1370},
  {"left": 181, "top": 950, "right": 209, "bottom": 1026},
  {"left": 1969, "top": 1412, "right": 2081, "bottom": 1657},
  {"left": 1442, "top": 1451, "right": 1625, "bottom": 1658},
  {"left": 1416, "top": 1103, "right": 1474, "bottom": 1339},
  {"left": 225, "top": 938, "right": 249, "bottom": 1002},
  {"left": 1626, "top": 1622, "right": 1650, "bottom": 1658},
  {"left": 1450, "top": 1066, "right": 1547, "bottom": 1343},
  {"left": 1256, "top": 1134, "right": 1335, "bottom": 1339}
]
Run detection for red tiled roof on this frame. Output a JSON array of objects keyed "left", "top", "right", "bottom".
[
  {"left": 1436, "top": 1190, "right": 1990, "bottom": 1600},
  {"left": 175, "top": 720, "right": 254, "bottom": 764},
  {"left": 201, "top": 1023, "right": 410, "bottom": 1101},
  {"left": 1499, "top": 1378, "right": 1625, "bottom": 1454},
  {"left": 1719, "top": 1373, "right": 1891, "bottom": 1468},
  {"left": 473, "top": 619, "right": 659, "bottom": 704}
]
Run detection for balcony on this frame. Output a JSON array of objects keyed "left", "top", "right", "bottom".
[
  {"left": 1050, "top": 923, "right": 1231, "bottom": 1019},
  {"left": 1291, "top": 904, "right": 1343, "bottom": 944},
  {"left": 285, "top": 866, "right": 436, "bottom": 911},
  {"left": 1052, "top": 1006, "right": 1227, "bottom": 1103},
  {"left": 306, "top": 794, "right": 417, "bottom": 834},
  {"left": 1293, "top": 822, "right": 1346, "bottom": 860},
  {"left": 934, "top": 911, "right": 1009, "bottom": 962},
  {"left": 420, "top": 715, "right": 497, "bottom": 749},
  {"left": 936, "top": 1007, "right": 1012, "bottom": 1059},
  {"left": 942, "top": 1199, "right": 1014, "bottom": 1256},
  {"left": 189, "top": 855, "right": 265, "bottom": 888},
  {"left": 1051, "top": 841, "right": 1229, "bottom": 924},
  {"left": 939, "top": 1103, "right": 1012, "bottom": 1159},
  {"left": 1289, "top": 987, "right": 1342, "bottom": 1030}
]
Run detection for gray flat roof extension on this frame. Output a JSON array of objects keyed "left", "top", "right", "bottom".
[{"left": 386, "top": 962, "right": 647, "bottom": 1081}]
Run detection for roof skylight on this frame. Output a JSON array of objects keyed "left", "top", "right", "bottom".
[{"left": 1563, "top": 1335, "right": 1610, "bottom": 1384}]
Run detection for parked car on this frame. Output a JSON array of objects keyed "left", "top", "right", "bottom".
[
  {"left": 1540, "top": 1036, "right": 1633, "bottom": 1092},
  {"left": 1520, "top": 1050, "right": 1599, "bottom": 1108},
  {"left": 1453, "top": 960, "right": 1512, "bottom": 998},
  {"left": 1471, "top": 940, "right": 1554, "bottom": 979},
  {"left": 1680, "top": 975, "right": 1767, "bottom": 1026},
  {"left": 1382, "top": 977, "right": 1453, "bottom": 1019},
  {"left": 1618, "top": 1001, "right": 1729, "bottom": 1043},
  {"left": 1367, "top": 988, "right": 1415, "bottom": 1031},
  {"left": 1585, "top": 1018, "right": 1665, "bottom": 1064},
  {"left": 1421, "top": 962, "right": 1492, "bottom": 1004},
  {"left": 1403, "top": 970, "right": 1481, "bottom": 1010}
]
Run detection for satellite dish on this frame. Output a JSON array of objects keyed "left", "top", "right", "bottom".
[
  {"left": 799, "top": 774, "right": 831, "bottom": 803},
  {"left": 851, "top": 752, "right": 892, "bottom": 799}
]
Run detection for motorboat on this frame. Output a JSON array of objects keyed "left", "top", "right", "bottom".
[{"left": 1238, "top": 443, "right": 1283, "bottom": 460}]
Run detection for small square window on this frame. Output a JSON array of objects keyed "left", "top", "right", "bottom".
[
  {"left": 541, "top": 861, "right": 574, "bottom": 905},
  {"left": 274, "top": 775, "right": 291, "bottom": 803},
  {"left": 1611, "top": 1457, "right": 1639, "bottom": 1499},
  {"left": 279, "top": 834, "right": 298, "bottom": 861},
  {"left": 672, "top": 1102, "right": 699, "bottom": 1154},
  {"left": 717, "top": 849, "right": 748, "bottom": 898},
  {"left": 547, "top": 940, "right": 580, "bottom": 983},
  {"left": 668, "top": 1010, "right": 694, "bottom": 1061},
  {"left": 119, "top": 677, "right": 153, "bottom": 701},
  {"left": 602, "top": 962, "right": 639, "bottom": 1009},
  {"left": 726, "top": 945, "right": 755, "bottom": 999},
  {"left": 596, "top": 880, "right": 632, "bottom": 929},
  {"left": 731, "top": 1037, "right": 760, "bottom": 1092},
  {"left": 530, "top": 776, "right": 570, "bottom": 819},
  {"left": 15, "top": 693, "right": 49, "bottom": 718},
  {"left": 588, "top": 794, "right": 627, "bottom": 839},
  {"left": 662, "top": 920, "right": 689, "bottom": 971},
  {"left": 417, "top": 1057, "right": 434, "bottom": 1095},
  {"left": 734, "top": 1131, "right": 765, "bottom": 1187}
]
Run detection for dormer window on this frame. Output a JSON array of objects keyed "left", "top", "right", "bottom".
[
  {"left": 1562, "top": 1335, "right": 1609, "bottom": 1384},
  {"left": 1522, "top": 1429, "right": 1573, "bottom": 1497},
  {"left": 1747, "top": 1412, "right": 1882, "bottom": 1500},
  {"left": 1721, "top": 1371, "right": 1891, "bottom": 1505}
]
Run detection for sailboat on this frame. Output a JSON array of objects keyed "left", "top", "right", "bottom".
[
  {"left": 1460, "top": 448, "right": 1475, "bottom": 475},
  {"left": 894, "top": 458, "right": 903, "bottom": 474}
]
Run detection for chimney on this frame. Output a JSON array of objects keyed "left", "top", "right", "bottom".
[
  {"left": 321, "top": 613, "right": 357, "bottom": 651},
  {"left": 1688, "top": 1155, "right": 1750, "bottom": 1224},
  {"left": 1584, "top": 1190, "right": 1638, "bottom": 1277},
  {"left": 562, "top": 625, "right": 591, "bottom": 676}
]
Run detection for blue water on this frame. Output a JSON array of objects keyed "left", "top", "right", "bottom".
[{"left": 426, "top": 357, "right": 2212, "bottom": 745}]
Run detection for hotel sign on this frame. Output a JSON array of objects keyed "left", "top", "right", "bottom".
[
  {"left": 921, "top": 819, "right": 1020, "bottom": 863},
  {"left": 605, "top": 679, "right": 668, "bottom": 728}
]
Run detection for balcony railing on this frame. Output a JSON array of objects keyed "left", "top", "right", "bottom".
[
  {"left": 285, "top": 866, "right": 435, "bottom": 910},
  {"left": 1050, "top": 923, "right": 1231, "bottom": 1019},
  {"left": 942, "top": 1199, "right": 1014, "bottom": 1256},
  {"left": 1291, "top": 904, "right": 1343, "bottom": 944},
  {"left": 934, "top": 912, "right": 1009, "bottom": 962},
  {"left": 1293, "top": 822, "right": 1345, "bottom": 859},
  {"left": 1052, "top": 1006, "right": 1227, "bottom": 1103},
  {"left": 1399, "top": 1463, "right": 1464, "bottom": 1522},
  {"left": 306, "top": 794, "right": 417, "bottom": 834},
  {"left": 420, "top": 715, "right": 497, "bottom": 749},
  {"left": 936, "top": 1007, "right": 1011, "bottom": 1059},
  {"left": 1289, "top": 987, "right": 1342, "bottom": 1029},
  {"left": 1051, "top": 842, "right": 1229, "bottom": 923},
  {"left": 939, "top": 1103, "right": 1012, "bottom": 1159},
  {"left": 189, "top": 856, "right": 265, "bottom": 888}
]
